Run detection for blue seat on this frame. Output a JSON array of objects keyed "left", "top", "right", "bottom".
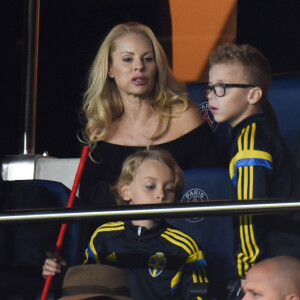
[
  {"left": 168, "top": 168, "right": 236, "bottom": 299},
  {"left": 31, "top": 179, "right": 82, "bottom": 266},
  {"left": 268, "top": 73, "right": 300, "bottom": 157}
]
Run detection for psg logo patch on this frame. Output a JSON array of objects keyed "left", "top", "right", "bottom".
[
  {"left": 148, "top": 252, "right": 166, "bottom": 277},
  {"left": 181, "top": 188, "right": 209, "bottom": 223},
  {"left": 198, "top": 102, "right": 218, "bottom": 132}
]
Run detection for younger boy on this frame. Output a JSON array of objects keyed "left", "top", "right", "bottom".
[
  {"left": 43, "top": 150, "right": 208, "bottom": 300},
  {"left": 206, "top": 44, "right": 300, "bottom": 280}
]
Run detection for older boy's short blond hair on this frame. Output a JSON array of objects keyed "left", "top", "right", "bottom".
[
  {"left": 210, "top": 43, "right": 271, "bottom": 103},
  {"left": 111, "top": 150, "right": 184, "bottom": 205}
]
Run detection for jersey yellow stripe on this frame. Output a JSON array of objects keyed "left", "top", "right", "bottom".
[
  {"left": 83, "top": 248, "right": 94, "bottom": 264},
  {"left": 202, "top": 268, "right": 208, "bottom": 283},
  {"left": 249, "top": 123, "right": 255, "bottom": 199},
  {"left": 96, "top": 226, "right": 125, "bottom": 232},
  {"left": 164, "top": 230, "right": 195, "bottom": 253},
  {"left": 248, "top": 124, "right": 260, "bottom": 264},
  {"left": 98, "top": 221, "right": 124, "bottom": 229},
  {"left": 243, "top": 166, "right": 249, "bottom": 199},
  {"left": 244, "top": 124, "right": 250, "bottom": 150},
  {"left": 249, "top": 216, "right": 260, "bottom": 263},
  {"left": 238, "top": 128, "right": 245, "bottom": 150},
  {"left": 249, "top": 166, "right": 254, "bottom": 199},
  {"left": 250, "top": 123, "right": 256, "bottom": 149},
  {"left": 243, "top": 215, "right": 254, "bottom": 259},
  {"left": 243, "top": 127, "right": 249, "bottom": 199},
  {"left": 186, "top": 251, "right": 205, "bottom": 264},
  {"left": 229, "top": 149, "right": 273, "bottom": 179},
  {"left": 238, "top": 216, "right": 251, "bottom": 277},
  {"left": 167, "top": 228, "right": 199, "bottom": 251},
  {"left": 93, "top": 222, "right": 125, "bottom": 234},
  {"left": 171, "top": 268, "right": 182, "bottom": 288},
  {"left": 238, "top": 129, "right": 249, "bottom": 276},
  {"left": 233, "top": 149, "right": 273, "bottom": 162},
  {"left": 197, "top": 269, "right": 205, "bottom": 283},
  {"left": 238, "top": 166, "right": 242, "bottom": 200},
  {"left": 89, "top": 238, "right": 100, "bottom": 264},
  {"left": 161, "top": 233, "right": 192, "bottom": 254},
  {"left": 237, "top": 252, "right": 244, "bottom": 277},
  {"left": 165, "top": 228, "right": 199, "bottom": 252},
  {"left": 192, "top": 270, "right": 198, "bottom": 283}
]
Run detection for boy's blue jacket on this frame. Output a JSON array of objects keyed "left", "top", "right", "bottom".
[{"left": 84, "top": 220, "right": 208, "bottom": 300}]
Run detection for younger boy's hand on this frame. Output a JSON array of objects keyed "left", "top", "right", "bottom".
[{"left": 42, "top": 251, "right": 67, "bottom": 278}]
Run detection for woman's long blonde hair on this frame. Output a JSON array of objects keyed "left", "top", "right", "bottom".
[{"left": 82, "top": 22, "right": 189, "bottom": 149}]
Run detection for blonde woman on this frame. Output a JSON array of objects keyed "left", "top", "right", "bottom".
[{"left": 79, "top": 22, "right": 221, "bottom": 209}]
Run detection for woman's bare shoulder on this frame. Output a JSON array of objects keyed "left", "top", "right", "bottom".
[{"left": 172, "top": 100, "right": 204, "bottom": 133}]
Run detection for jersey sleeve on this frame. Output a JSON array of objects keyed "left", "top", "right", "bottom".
[
  {"left": 181, "top": 250, "right": 208, "bottom": 300},
  {"left": 229, "top": 123, "right": 273, "bottom": 278},
  {"left": 83, "top": 228, "right": 102, "bottom": 265},
  {"left": 83, "top": 221, "right": 125, "bottom": 265},
  {"left": 166, "top": 228, "right": 208, "bottom": 300}
]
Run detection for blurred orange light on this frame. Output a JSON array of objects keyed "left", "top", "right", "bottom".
[{"left": 169, "top": 0, "right": 237, "bottom": 82}]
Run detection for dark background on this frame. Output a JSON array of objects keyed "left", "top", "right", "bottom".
[{"left": 1, "top": 0, "right": 300, "bottom": 160}]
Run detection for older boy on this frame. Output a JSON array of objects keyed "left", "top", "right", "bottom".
[{"left": 207, "top": 44, "right": 300, "bottom": 281}]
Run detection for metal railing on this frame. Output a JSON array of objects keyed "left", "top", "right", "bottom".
[{"left": 1, "top": 198, "right": 300, "bottom": 224}]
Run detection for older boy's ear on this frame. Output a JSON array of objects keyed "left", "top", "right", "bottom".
[
  {"left": 118, "top": 183, "right": 131, "bottom": 202},
  {"left": 248, "top": 87, "right": 262, "bottom": 105}
]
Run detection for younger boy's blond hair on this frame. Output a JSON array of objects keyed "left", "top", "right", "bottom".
[{"left": 111, "top": 150, "right": 184, "bottom": 205}]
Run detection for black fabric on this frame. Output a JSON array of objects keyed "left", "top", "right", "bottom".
[
  {"left": 0, "top": 181, "right": 61, "bottom": 297},
  {"left": 80, "top": 122, "right": 223, "bottom": 209}
]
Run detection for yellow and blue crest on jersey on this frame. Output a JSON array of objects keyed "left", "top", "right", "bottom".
[{"left": 148, "top": 252, "right": 166, "bottom": 277}]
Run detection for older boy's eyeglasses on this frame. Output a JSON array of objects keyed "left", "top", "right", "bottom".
[{"left": 206, "top": 83, "right": 255, "bottom": 97}]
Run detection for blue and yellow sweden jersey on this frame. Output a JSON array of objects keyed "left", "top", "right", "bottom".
[
  {"left": 229, "top": 113, "right": 299, "bottom": 278},
  {"left": 84, "top": 220, "right": 208, "bottom": 300}
]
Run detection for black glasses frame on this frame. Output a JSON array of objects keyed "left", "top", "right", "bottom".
[{"left": 206, "top": 83, "right": 256, "bottom": 97}]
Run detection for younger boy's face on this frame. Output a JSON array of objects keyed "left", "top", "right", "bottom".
[
  {"left": 208, "top": 62, "right": 255, "bottom": 127},
  {"left": 121, "top": 159, "right": 176, "bottom": 205}
]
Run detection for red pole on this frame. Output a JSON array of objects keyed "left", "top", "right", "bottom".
[{"left": 40, "top": 145, "right": 90, "bottom": 300}]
